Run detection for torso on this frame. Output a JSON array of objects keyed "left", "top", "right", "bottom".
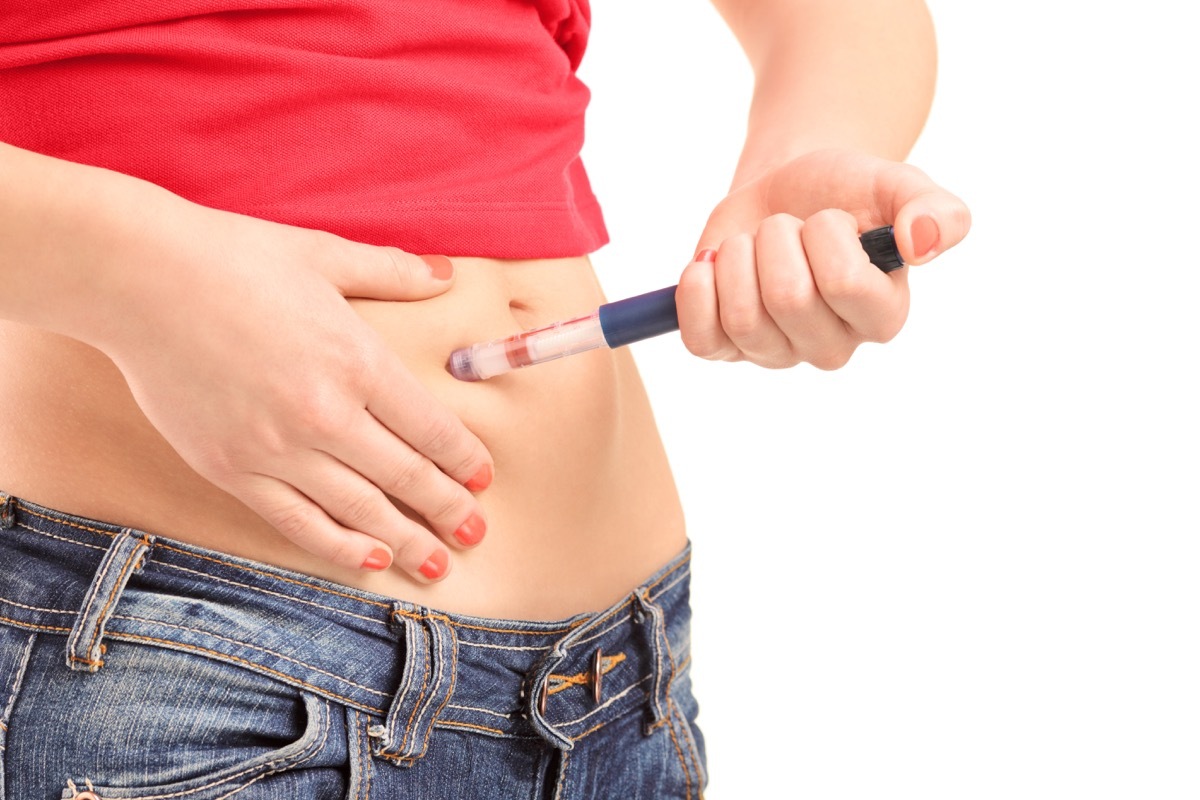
[{"left": 0, "top": 255, "right": 686, "bottom": 620}]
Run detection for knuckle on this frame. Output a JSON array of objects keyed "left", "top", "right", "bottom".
[
  {"left": 381, "top": 449, "right": 427, "bottom": 497},
  {"left": 417, "top": 413, "right": 462, "bottom": 458},
  {"left": 721, "top": 306, "right": 760, "bottom": 341},
  {"left": 332, "top": 485, "right": 379, "bottom": 527},
  {"left": 806, "top": 207, "right": 852, "bottom": 229},
  {"left": 319, "top": 538, "right": 358, "bottom": 569},
  {"left": 727, "top": 230, "right": 755, "bottom": 252},
  {"left": 270, "top": 503, "right": 319, "bottom": 543},
  {"left": 383, "top": 247, "right": 418, "bottom": 287},
  {"left": 426, "top": 487, "right": 468, "bottom": 528},
  {"left": 761, "top": 212, "right": 800, "bottom": 235},
  {"left": 761, "top": 278, "right": 813, "bottom": 319},
  {"left": 292, "top": 389, "right": 347, "bottom": 439},
  {"left": 821, "top": 272, "right": 872, "bottom": 306},
  {"left": 679, "top": 327, "right": 723, "bottom": 360},
  {"left": 388, "top": 527, "right": 428, "bottom": 564}
]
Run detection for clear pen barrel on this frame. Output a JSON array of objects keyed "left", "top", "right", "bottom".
[{"left": 448, "top": 312, "right": 606, "bottom": 381}]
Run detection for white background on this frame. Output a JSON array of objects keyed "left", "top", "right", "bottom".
[{"left": 581, "top": 2, "right": 1200, "bottom": 798}]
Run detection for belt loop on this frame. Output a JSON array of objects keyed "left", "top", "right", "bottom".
[
  {"left": 65, "top": 528, "right": 154, "bottom": 673},
  {"left": 526, "top": 638, "right": 575, "bottom": 752},
  {"left": 635, "top": 588, "right": 675, "bottom": 734},
  {"left": 374, "top": 607, "right": 457, "bottom": 765},
  {"left": 0, "top": 493, "right": 15, "bottom": 529}
]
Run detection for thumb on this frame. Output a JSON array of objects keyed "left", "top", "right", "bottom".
[
  {"left": 876, "top": 166, "right": 973, "bottom": 267},
  {"left": 322, "top": 241, "right": 456, "bottom": 301}
]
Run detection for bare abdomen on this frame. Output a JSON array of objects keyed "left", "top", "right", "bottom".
[{"left": 0, "top": 255, "right": 686, "bottom": 620}]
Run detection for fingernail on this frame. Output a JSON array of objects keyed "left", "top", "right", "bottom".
[
  {"left": 419, "top": 254, "right": 454, "bottom": 280},
  {"left": 911, "top": 216, "right": 940, "bottom": 259},
  {"left": 419, "top": 550, "right": 449, "bottom": 580},
  {"left": 361, "top": 548, "right": 392, "bottom": 571},
  {"left": 465, "top": 464, "right": 493, "bottom": 492},
  {"left": 454, "top": 513, "right": 487, "bottom": 546},
  {"left": 693, "top": 248, "right": 717, "bottom": 263}
]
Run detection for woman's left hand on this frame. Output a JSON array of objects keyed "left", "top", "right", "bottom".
[{"left": 676, "top": 147, "right": 971, "bottom": 369}]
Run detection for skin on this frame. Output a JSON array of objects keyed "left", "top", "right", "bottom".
[{"left": 0, "top": 0, "right": 969, "bottom": 619}]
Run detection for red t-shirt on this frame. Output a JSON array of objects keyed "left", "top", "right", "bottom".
[{"left": 0, "top": 0, "right": 607, "bottom": 258}]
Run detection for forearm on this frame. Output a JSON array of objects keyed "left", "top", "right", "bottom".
[
  {"left": 712, "top": 0, "right": 937, "bottom": 187},
  {"left": 0, "top": 141, "right": 180, "bottom": 346}
]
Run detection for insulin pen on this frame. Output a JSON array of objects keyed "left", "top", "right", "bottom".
[{"left": 447, "top": 226, "right": 904, "bottom": 382}]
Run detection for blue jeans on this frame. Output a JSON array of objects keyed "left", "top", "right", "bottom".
[{"left": 0, "top": 493, "right": 706, "bottom": 799}]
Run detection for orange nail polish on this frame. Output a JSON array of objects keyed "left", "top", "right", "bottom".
[
  {"left": 361, "top": 548, "right": 392, "bottom": 571},
  {"left": 465, "top": 464, "right": 493, "bottom": 492},
  {"left": 419, "top": 254, "right": 453, "bottom": 280},
  {"left": 419, "top": 550, "right": 449, "bottom": 580},
  {"left": 693, "top": 248, "right": 717, "bottom": 263},
  {"left": 454, "top": 513, "right": 487, "bottom": 546}
]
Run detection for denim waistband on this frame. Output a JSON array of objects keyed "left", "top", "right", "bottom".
[{"left": 0, "top": 493, "right": 692, "bottom": 762}]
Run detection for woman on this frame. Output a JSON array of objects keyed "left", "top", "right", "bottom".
[{"left": 0, "top": 0, "right": 968, "bottom": 796}]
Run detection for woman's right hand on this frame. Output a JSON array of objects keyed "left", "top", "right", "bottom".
[{"left": 85, "top": 190, "right": 493, "bottom": 582}]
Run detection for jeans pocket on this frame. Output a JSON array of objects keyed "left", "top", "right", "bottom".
[{"left": 3, "top": 633, "right": 337, "bottom": 800}]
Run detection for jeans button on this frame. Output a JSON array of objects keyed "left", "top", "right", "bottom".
[{"left": 591, "top": 647, "right": 604, "bottom": 705}]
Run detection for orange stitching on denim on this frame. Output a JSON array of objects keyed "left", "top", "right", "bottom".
[
  {"left": 85, "top": 534, "right": 151, "bottom": 664},
  {"left": 1, "top": 633, "right": 35, "bottom": 746},
  {"left": 405, "top": 619, "right": 443, "bottom": 756},
  {"left": 109, "top": 633, "right": 385, "bottom": 714},
  {"left": 415, "top": 620, "right": 458, "bottom": 758},
  {"left": 207, "top": 697, "right": 332, "bottom": 800},
  {"left": 0, "top": 614, "right": 71, "bottom": 634},
  {"left": 646, "top": 554, "right": 691, "bottom": 597},
  {"left": 398, "top": 617, "right": 433, "bottom": 754},
  {"left": 659, "top": 603, "right": 678, "bottom": 694},
  {"left": 375, "top": 751, "right": 410, "bottom": 767},
  {"left": 671, "top": 697, "right": 704, "bottom": 795},
  {"left": 436, "top": 719, "right": 506, "bottom": 736},
  {"left": 650, "top": 570, "right": 691, "bottom": 608},
  {"left": 360, "top": 714, "right": 374, "bottom": 800},
  {"left": 79, "top": 696, "right": 332, "bottom": 800},
  {"left": 641, "top": 588, "right": 669, "bottom": 725},
  {"left": 17, "top": 506, "right": 117, "bottom": 538},
  {"left": 18, "top": 505, "right": 394, "bottom": 609},
  {"left": 570, "top": 605, "right": 647, "bottom": 652},
  {"left": 152, "top": 542, "right": 392, "bottom": 609},
  {"left": 67, "top": 655, "right": 104, "bottom": 668},
  {"left": 391, "top": 607, "right": 577, "bottom": 637},
  {"left": 362, "top": 711, "right": 373, "bottom": 800},
  {"left": 0, "top": 595, "right": 75, "bottom": 616},
  {"left": 67, "top": 532, "right": 123, "bottom": 660},
  {"left": 19, "top": 504, "right": 687, "bottom": 636},
  {"left": 562, "top": 674, "right": 651, "bottom": 729},
  {"left": 14, "top": 522, "right": 107, "bottom": 552},
  {"left": 554, "top": 750, "right": 570, "bottom": 800},
  {"left": 547, "top": 652, "right": 626, "bottom": 696},
  {"left": 110, "top": 614, "right": 391, "bottom": 698},
  {"left": 665, "top": 706, "right": 694, "bottom": 800},
  {"left": 571, "top": 719, "right": 609, "bottom": 740},
  {"left": 352, "top": 710, "right": 372, "bottom": 800},
  {"left": 160, "top": 561, "right": 388, "bottom": 627}
]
